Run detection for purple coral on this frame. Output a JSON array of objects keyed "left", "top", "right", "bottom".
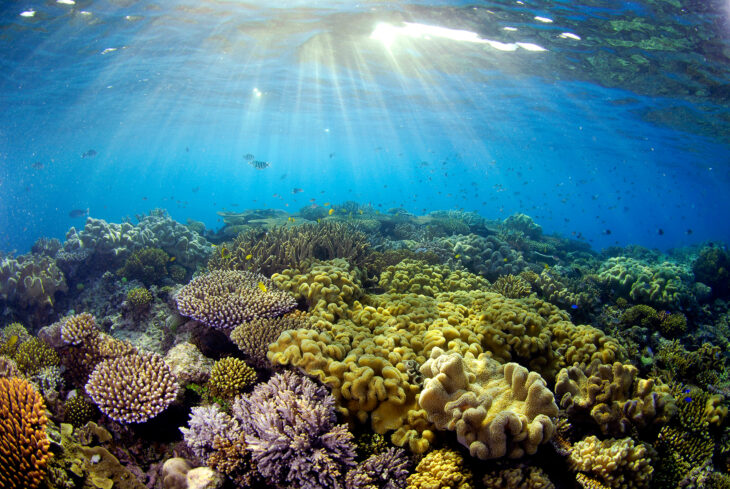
[
  {"left": 175, "top": 270, "right": 297, "bottom": 330},
  {"left": 345, "top": 448, "right": 411, "bottom": 489},
  {"left": 180, "top": 404, "right": 240, "bottom": 462},
  {"left": 232, "top": 371, "right": 356, "bottom": 489}
]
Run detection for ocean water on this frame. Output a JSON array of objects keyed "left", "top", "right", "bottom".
[{"left": 1, "top": 0, "right": 729, "bottom": 252}]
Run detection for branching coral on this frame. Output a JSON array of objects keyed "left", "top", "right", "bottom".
[
  {"left": 233, "top": 370, "right": 357, "bottom": 489},
  {"left": 117, "top": 247, "right": 170, "bottom": 285},
  {"left": 345, "top": 447, "right": 411, "bottom": 489},
  {"left": 180, "top": 404, "right": 240, "bottom": 462},
  {"left": 230, "top": 311, "right": 311, "bottom": 369},
  {"left": 405, "top": 448, "right": 472, "bottom": 489},
  {"left": 418, "top": 347, "right": 558, "bottom": 460},
  {"left": 0, "top": 377, "right": 50, "bottom": 489},
  {"left": 492, "top": 274, "right": 532, "bottom": 299},
  {"left": 482, "top": 463, "right": 555, "bottom": 489},
  {"left": 378, "top": 259, "right": 488, "bottom": 297},
  {"left": 85, "top": 351, "right": 179, "bottom": 423},
  {"left": 13, "top": 337, "right": 60, "bottom": 375},
  {"left": 176, "top": 270, "right": 297, "bottom": 330},
  {"left": 207, "top": 357, "right": 257, "bottom": 399},
  {"left": 555, "top": 360, "right": 676, "bottom": 436}
]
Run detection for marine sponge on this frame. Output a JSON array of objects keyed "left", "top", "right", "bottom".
[
  {"left": 406, "top": 448, "right": 472, "bottom": 489},
  {"left": 273, "top": 258, "right": 363, "bottom": 321},
  {"left": 207, "top": 357, "right": 257, "bottom": 399},
  {"left": 230, "top": 311, "right": 311, "bottom": 369},
  {"left": 233, "top": 370, "right": 357, "bottom": 489},
  {"left": 418, "top": 347, "right": 558, "bottom": 460},
  {"left": 176, "top": 270, "right": 297, "bottom": 330},
  {"left": 568, "top": 435, "right": 653, "bottom": 489},
  {"left": 555, "top": 360, "right": 676, "bottom": 436},
  {"left": 85, "top": 351, "right": 179, "bottom": 423},
  {"left": 0, "top": 377, "right": 50, "bottom": 489},
  {"left": 378, "top": 259, "right": 489, "bottom": 297}
]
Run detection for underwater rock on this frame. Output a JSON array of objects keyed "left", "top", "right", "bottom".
[{"left": 164, "top": 342, "right": 214, "bottom": 385}]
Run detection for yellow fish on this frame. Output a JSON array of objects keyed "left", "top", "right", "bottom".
[
  {"left": 317, "top": 218, "right": 321, "bottom": 223},
  {"left": 454, "top": 254, "right": 461, "bottom": 259},
  {"left": 358, "top": 210, "right": 363, "bottom": 215},
  {"left": 324, "top": 202, "right": 330, "bottom": 206},
  {"left": 257, "top": 281, "right": 267, "bottom": 293},
  {"left": 288, "top": 217, "right": 296, "bottom": 222},
  {"left": 503, "top": 258, "right": 508, "bottom": 262},
  {"left": 544, "top": 263, "right": 550, "bottom": 269},
  {"left": 169, "top": 256, "right": 176, "bottom": 262},
  {"left": 245, "top": 254, "right": 253, "bottom": 260},
  {"left": 328, "top": 208, "right": 334, "bottom": 215}
]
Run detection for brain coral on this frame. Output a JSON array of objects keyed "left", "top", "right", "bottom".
[
  {"left": 419, "top": 347, "right": 558, "bottom": 460},
  {"left": 85, "top": 351, "right": 179, "bottom": 423},
  {"left": 378, "top": 259, "right": 489, "bottom": 297},
  {"left": 0, "top": 377, "right": 50, "bottom": 489},
  {"left": 569, "top": 435, "right": 653, "bottom": 489},
  {"left": 272, "top": 258, "right": 363, "bottom": 322},
  {"left": 176, "top": 270, "right": 297, "bottom": 330},
  {"left": 555, "top": 360, "right": 676, "bottom": 436},
  {"left": 268, "top": 289, "right": 622, "bottom": 453},
  {"left": 598, "top": 256, "right": 693, "bottom": 309}
]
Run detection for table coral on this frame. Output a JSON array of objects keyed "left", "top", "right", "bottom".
[
  {"left": 406, "top": 448, "right": 473, "bottom": 489},
  {"left": 85, "top": 351, "right": 179, "bottom": 423},
  {"left": 568, "top": 435, "right": 653, "bottom": 489},
  {"left": 176, "top": 270, "right": 297, "bottom": 330},
  {"left": 272, "top": 258, "right": 363, "bottom": 321},
  {"left": 378, "top": 259, "right": 489, "bottom": 297},
  {"left": 0, "top": 377, "right": 50, "bottom": 489},
  {"left": 555, "top": 360, "right": 676, "bottom": 436},
  {"left": 419, "top": 347, "right": 558, "bottom": 460}
]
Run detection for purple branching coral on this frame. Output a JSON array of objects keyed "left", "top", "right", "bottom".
[
  {"left": 345, "top": 448, "right": 411, "bottom": 489},
  {"left": 180, "top": 404, "right": 240, "bottom": 462},
  {"left": 233, "top": 370, "right": 357, "bottom": 489}
]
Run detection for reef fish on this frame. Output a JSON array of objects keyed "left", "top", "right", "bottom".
[
  {"left": 68, "top": 208, "right": 89, "bottom": 218},
  {"left": 81, "top": 149, "right": 97, "bottom": 158},
  {"left": 244, "top": 153, "right": 255, "bottom": 161},
  {"left": 292, "top": 188, "right": 303, "bottom": 194},
  {"left": 249, "top": 160, "right": 270, "bottom": 170}
]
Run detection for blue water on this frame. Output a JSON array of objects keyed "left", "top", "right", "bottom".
[{"left": 1, "top": 0, "right": 729, "bottom": 253}]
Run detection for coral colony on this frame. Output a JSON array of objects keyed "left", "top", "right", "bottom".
[{"left": 2, "top": 207, "right": 730, "bottom": 488}]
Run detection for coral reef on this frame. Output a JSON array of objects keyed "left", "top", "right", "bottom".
[
  {"left": 440, "top": 233, "right": 528, "bottom": 280},
  {"left": 230, "top": 311, "right": 311, "bottom": 369},
  {"left": 181, "top": 404, "right": 239, "bottom": 462},
  {"left": 0, "top": 253, "right": 67, "bottom": 325},
  {"left": 13, "top": 337, "right": 60, "bottom": 375},
  {"left": 164, "top": 342, "right": 214, "bottom": 385},
  {"left": 126, "top": 286, "right": 154, "bottom": 311},
  {"left": 692, "top": 246, "right": 730, "bottom": 299},
  {"left": 233, "top": 370, "right": 357, "bottom": 489},
  {"left": 482, "top": 463, "right": 555, "bottom": 489},
  {"left": 568, "top": 435, "right": 653, "bottom": 489},
  {"left": 176, "top": 270, "right": 297, "bottom": 330},
  {"left": 63, "top": 393, "right": 98, "bottom": 428},
  {"left": 207, "top": 357, "right": 257, "bottom": 399},
  {"left": 345, "top": 447, "right": 411, "bottom": 489},
  {"left": 555, "top": 360, "right": 676, "bottom": 436},
  {"left": 418, "top": 347, "right": 558, "bottom": 460},
  {"left": 0, "top": 377, "right": 50, "bottom": 489},
  {"left": 406, "top": 448, "right": 472, "bottom": 489},
  {"left": 85, "top": 351, "right": 179, "bottom": 423},
  {"left": 378, "top": 259, "right": 489, "bottom": 297},
  {"left": 117, "top": 247, "right": 170, "bottom": 285},
  {"left": 492, "top": 274, "right": 532, "bottom": 299}
]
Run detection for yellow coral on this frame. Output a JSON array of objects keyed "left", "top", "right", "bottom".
[
  {"left": 569, "top": 436, "right": 653, "bottom": 489},
  {"left": 406, "top": 448, "right": 473, "bottom": 489},
  {"left": 208, "top": 357, "right": 257, "bottom": 399},
  {"left": 379, "top": 259, "right": 489, "bottom": 297}
]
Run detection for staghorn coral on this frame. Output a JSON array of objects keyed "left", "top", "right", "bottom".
[
  {"left": 85, "top": 351, "right": 179, "bottom": 423},
  {"left": 568, "top": 435, "right": 653, "bottom": 489},
  {"left": 207, "top": 357, "right": 257, "bottom": 399},
  {"left": 60, "top": 312, "right": 99, "bottom": 346},
  {"left": 176, "top": 270, "right": 297, "bottom": 330},
  {"left": 0, "top": 377, "right": 50, "bottom": 489},
  {"left": 378, "top": 259, "right": 489, "bottom": 297},
  {"left": 419, "top": 347, "right": 558, "bottom": 460},
  {"left": 13, "top": 337, "right": 60, "bottom": 375},
  {"left": 492, "top": 274, "right": 532, "bottom": 299},
  {"left": 233, "top": 370, "right": 357, "bottom": 489},
  {"left": 269, "top": 289, "right": 622, "bottom": 453},
  {"left": 345, "top": 447, "right": 411, "bottom": 489},
  {"left": 230, "top": 311, "right": 311, "bottom": 369},
  {"left": 273, "top": 258, "right": 363, "bottom": 322},
  {"left": 117, "top": 247, "right": 170, "bottom": 285},
  {"left": 181, "top": 404, "right": 240, "bottom": 462},
  {"left": 620, "top": 304, "right": 687, "bottom": 338},
  {"left": 555, "top": 360, "right": 676, "bottom": 436},
  {"left": 209, "top": 222, "right": 371, "bottom": 276},
  {"left": 406, "top": 448, "right": 472, "bottom": 489},
  {"left": 208, "top": 433, "right": 262, "bottom": 488},
  {"left": 482, "top": 463, "right": 555, "bottom": 489}
]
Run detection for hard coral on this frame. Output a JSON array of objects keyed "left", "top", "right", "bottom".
[
  {"left": 61, "top": 312, "right": 98, "bottom": 346},
  {"left": 117, "top": 247, "right": 170, "bottom": 285},
  {"left": 233, "top": 370, "right": 357, "bottom": 489},
  {"left": 0, "top": 377, "right": 50, "bottom": 489},
  {"left": 85, "top": 351, "right": 179, "bottom": 423},
  {"left": 569, "top": 435, "right": 653, "bottom": 489},
  {"left": 230, "top": 311, "right": 311, "bottom": 369},
  {"left": 345, "top": 447, "right": 411, "bottom": 489},
  {"left": 482, "top": 463, "right": 555, "bottom": 489},
  {"left": 176, "top": 270, "right": 297, "bottom": 330},
  {"left": 555, "top": 360, "right": 676, "bottom": 436},
  {"left": 13, "top": 337, "right": 60, "bottom": 375},
  {"left": 378, "top": 259, "right": 488, "bottom": 297},
  {"left": 492, "top": 274, "right": 532, "bottom": 299},
  {"left": 419, "top": 347, "right": 558, "bottom": 460},
  {"left": 406, "top": 448, "right": 472, "bottom": 489},
  {"left": 181, "top": 404, "right": 239, "bottom": 462},
  {"left": 126, "top": 286, "right": 153, "bottom": 311},
  {"left": 0, "top": 253, "right": 67, "bottom": 309},
  {"left": 207, "top": 357, "right": 257, "bottom": 399},
  {"left": 692, "top": 246, "right": 730, "bottom": 298}
]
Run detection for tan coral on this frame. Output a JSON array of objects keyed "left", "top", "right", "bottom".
[
  {"left": 406, "top": 448, "right": 473, "bottom": 489},
  {"left": 555, "top": 360, "right": 676, "bottom": 436},
  {"left": 482, "top": 464, "right": 555, "bottom": 489},
  {"left": 568, "top": 435, "right": 653, "bottom": 489},
  {"left": 418, "top": 347, "right": 558, "bottom": 460},
  {"left": 379, "top": 259, "right": 489, "bottom": 297}
]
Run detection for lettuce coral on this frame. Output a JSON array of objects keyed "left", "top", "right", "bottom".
[{"left": 419, "top": 347, "right": 558, "bottom": 460}]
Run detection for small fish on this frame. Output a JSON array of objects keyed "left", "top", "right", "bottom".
[
  {"left": 249, "top": 160, "right": 270, "bottom": 170},
  {"left": 192, "top": 186, "right": 200, "bottom": 193},
  {"left": 220, "top": 246, "right": 231, "bottom": 259},
  {"left": 69, "top": 208, "right": 89, "bottom": 218},
  {"left": 185, "top": 146, "right": 189, "bottom": 152},
  {"left": 603, "top": 229, "right": 611, "bottom": 235},
  {"left": 257, "top": 281, "right": 267, "bottom": 293},
  {"left": 504, "top": 258, "right": 508, "bottom": 262},
  {"left": 684, "top": 397, "right": 692, "bottom": 402},
  {"left": 323, "top": 202, "right": 330, "bottom": 206},
  {"left": 683, "top": 388, "right": 691, "bottom": 394},
  {"left": 81, "top": 149, "right": 97, "bottom": 158},
  {"left": 292, "top": 188, "right": 303, "bottom": 194},
  {"left": 686, "top": 229, "right": 693, "bottom": 235},
  {"left": 169, "top": 256, "right": 176, "bottom": 262},
  {"left": 329, "top": 153, "right": 334, "bottom": 158},
  {"left": 245, "top": 153, "right": 255, "bottom": 161},
  {"left": 571, "top": 304, "right": 578, "bottom": 310},
  {"left": 317, "top": 218, "right": 321, "bottom": 223},
  {"left": 245, "top": 254, "right": 253, "bottom": 260},
  {"left": 454, "top": 254, "right": 461, "bottom": 259},
  {"left": 328, "top": 208, "right": 334, "bottom": 215},
  {"left": 658, "top": 229, "right": 664, "bottom": 235},
  {"left": 358, "top": 210, "right": 363, "bottom": 215},
  {"left": 288, "top": 217, "right": 296, "bottom": 222},
  {"left": 31, "top": 161, "right": 44, "bottom": 169}
]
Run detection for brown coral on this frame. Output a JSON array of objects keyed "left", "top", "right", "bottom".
[
  {"left": 406, "top": 448, "right": 472, "bottom": 489},
  {"left": 176, "top": 270, "right": 297, "bottom": 330},
  {"left": 482, "top": 464, "right": 555, "bottom": 489},
  {"left": 208, "top": 357, "right": 257, "bottom": 399},
  {"left": 0, "top": 377, "right": 50, "bottom": 489},
  {"left": 230, "top": 311, "right": 311, "bottom": 369},
  {"left": 568, "top": 435, "right": 653, "bottom": 489},
  {"left": 492, "top": 274, "right": 532, "bottom": 299},
  {"left": 85, "top": 351, "right": 179, "bottom": 423},
  {"left": 555, "top": 360, "right": 676, "bottom": 436},
  {"left": 60, "top": 312, "right": 99, "bottom": 346}
]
